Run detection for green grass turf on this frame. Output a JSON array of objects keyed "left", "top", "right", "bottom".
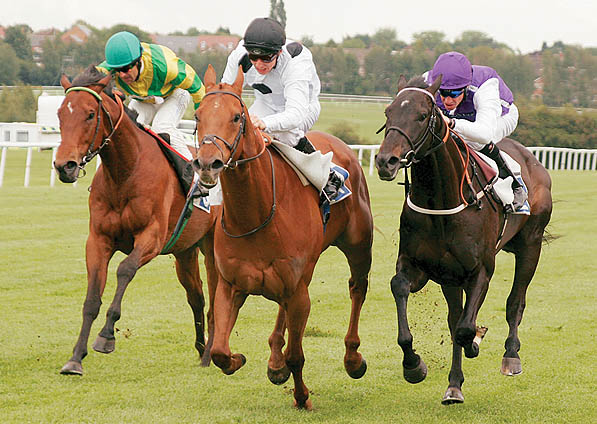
[{"left": 1, "top": 115, "right": 596, "bottom": 422}]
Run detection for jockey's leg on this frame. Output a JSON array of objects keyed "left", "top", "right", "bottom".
[
  {"left": 152, "top": 90, "right": 207, "bottom": 201},
  {"left": 479, "top": 142, "right": 527, "bottom": 209},
  {"left": 129, "top": 99, "right": 157, "bottom": 126},
  {"left": 152, "top": 89, "right": 193, "bottom": 160}
]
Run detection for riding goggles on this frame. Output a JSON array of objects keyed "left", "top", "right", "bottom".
[
  {"left": 114, "top": 60, "right": 139, "bottom": 73},
  {"left": 439, "top": 88, "right": 466, "bottom": 98},
  {"left": 248, "top": 52, "right": 278, "bottom": 63}
]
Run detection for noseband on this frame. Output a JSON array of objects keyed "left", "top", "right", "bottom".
[
  {"left": 377, "top": 87, "right": 448, "bottom": 166},
  {"left": 64, "top": 86, "right": 124, "bottom": 174}
]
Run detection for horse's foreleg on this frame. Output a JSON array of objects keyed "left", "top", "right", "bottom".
[
  {"left": 174, "top": 247, "right": 208, "bottom": 364},
  {"left": 502, "top": 244, "right": 541, "bottom": 375},
  {"left": 285, "top": 282, "right": 312, "bottom": 410},
  {"left": 391, "top": 258, "right": 428, "bottom": 384},
  {"left": 267, "top": 306, "right": 290, "bottom": 385},
  {"left": 210, "top": 279, "right": 247, "bottom": 375},
  {"left": 61, "top": 234, "right": 113, "bottom": 375},
  {"left": 441, "top": 286, "right": 465, "bottom": 404},
  {"left": 94, "top": 231, "right": 161, "bottom": 353}
]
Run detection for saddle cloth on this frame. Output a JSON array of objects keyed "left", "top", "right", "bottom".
[
  {"left": 270, "top": 140, "right": 352, "bottom": 204},
  {"left": 474, "top": 150, "right": 530, "bottom": 215},
  {"left": 143, "top": 126, "right": 212, "bottom": 213}
]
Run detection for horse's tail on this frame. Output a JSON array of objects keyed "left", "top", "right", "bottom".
[{"left": 542, "top": 226, "right": 560, "bottom": 246}]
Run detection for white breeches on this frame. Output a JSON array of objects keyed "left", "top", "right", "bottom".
[{"left": 129, "top": 88, "right": 192, "bottom": 160}]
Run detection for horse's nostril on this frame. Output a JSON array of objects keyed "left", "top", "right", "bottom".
[
  {"left": 212, "top": 160, "right": 224, "bottom": 170},
  {"left": 64, "top": 161, "right": 78, "bottom": 171},
  {"left": 388, "top": 157, "right": 399, "bottom": 166}
]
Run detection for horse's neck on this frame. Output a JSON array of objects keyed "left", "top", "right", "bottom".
[
  {"left": 98, "top": 119, "right": 146, "bottom": 184},
  {"left": 220, "top": 135, "right": 274, "bottom": 231},
  {"left": 411, "top": 143, "right": 464, "bottom": 208}
]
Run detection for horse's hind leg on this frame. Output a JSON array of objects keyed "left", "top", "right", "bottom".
[
  {"left": 93, "top": 231, "right": 161, "bottom": 354},
  {"left": 61, "top": 233, "right": 113, "bottom": 375},
  {"left": 441, "top": 286, "right": 465, "bottom": 404},
  {"left": 338, "top": 242, "right": 371, "bottom": 379},
  {"left": 502, "top": 242, "right": 542, "bottom": 376},
  {"left": 174, "top": 247, "right": 209, "bottom": 365},
  {"left": 268, "top": 306, "right": 290, "bottom": 385}
]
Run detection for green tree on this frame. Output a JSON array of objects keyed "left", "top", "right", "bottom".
[
  {"left": 4, "top": 25, "right": 33, "bottom": 60},
  {"left": 269, "top": 0, "right": 287, "bottom": 29},
  {"left": 0, "top": 42, "right": 20, "bottom": 84}
]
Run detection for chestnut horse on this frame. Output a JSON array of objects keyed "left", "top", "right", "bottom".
[
  {"left": 375, "top": 76, "right": 552, "bottom": 404},
  {"left": 191, "top": 66, "right": 373, "bottom": 410},
  {"left": 54, "top": 66, "right": 219, "bottom": 375}
]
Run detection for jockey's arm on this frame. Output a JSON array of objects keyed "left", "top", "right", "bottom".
[
  {"left": 261, "top": 78, "right": 310, "bottom": 132},
  {"left": 453, "top": 78, "right": 502, "bottom": 144}
]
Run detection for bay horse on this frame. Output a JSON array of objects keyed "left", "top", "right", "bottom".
[
  {"left": 191, "top": 65, "right": 373, "bottom": 410},
  {"left": 54, "top": 66, "right": 219, "bottom": 375},
  {"left": 375, "top": 75, "right": 552, "bottom": 404}
]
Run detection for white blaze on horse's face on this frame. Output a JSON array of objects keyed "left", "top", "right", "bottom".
[
  {"left": 213, "top": 99, "right": 221, "bottom": 109},
  {"left": 67, "top": 101, "right": 74, "bottom": 114},
  {"left": 401, "top": 100, "right": 410, "bottom": 107}
]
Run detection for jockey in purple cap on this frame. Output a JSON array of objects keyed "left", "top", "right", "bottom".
[{"left": 424, "top": 51, "right": 527, "bottom": 210}]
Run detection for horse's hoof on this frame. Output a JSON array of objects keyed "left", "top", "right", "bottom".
[
  {"left": 442, "top": 387, "right": 464, "bottom": 405},
  {"left": 268, "top": 365, "right": 291, "bottom": 385},
  {"left": 199, "top": 353, "right": 211, "bottom": 367},
  {"left": 60, "top": 361, "right": 83, "bottom": 376},
  {"left": 501, "top": 357, "right": 522, "bottom": 376},
  {"left": 403, "top": 358, "right": 427, "bottom": 384},
  {"left": 293, "top": 398, "right": 313, "bottom": 411},
  {"left": 464, "top": 342, "right": 480, "bottom": 358},
  {"left": 347, "top": 357, "right": 367, "bottom": 379},
  {"left": 92, "top": 335, "right": 115, "bottom": 353},
  {"left": 222, "top": 353, "right": 246, "bottom": 375}
]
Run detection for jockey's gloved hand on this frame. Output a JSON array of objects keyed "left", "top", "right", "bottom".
[{"left": 250, "top": 114, "right": 266, "bottom": 130}]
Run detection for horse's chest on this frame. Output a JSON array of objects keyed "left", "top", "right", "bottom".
[
  {"left": 218, "top": 256, "right": 305, "bottom": 300},
  {"left": 93, "top": 198, "right": 154, "bottom": 237}
]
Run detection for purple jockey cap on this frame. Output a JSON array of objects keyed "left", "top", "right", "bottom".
[{"left": 431, "top": 52, "right": 473, "bottom": 89}]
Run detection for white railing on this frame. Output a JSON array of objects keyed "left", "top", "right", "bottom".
[{"left": 1, "top": 138, "right": 595, "bottom": 188}]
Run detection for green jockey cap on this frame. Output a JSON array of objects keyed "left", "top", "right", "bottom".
[{"left": 105, "top": 31, "right": 143, "bottom": 68}]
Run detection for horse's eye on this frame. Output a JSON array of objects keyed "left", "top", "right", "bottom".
[
  {"left": 233, "top": 113, "right": 241, "bottom": 123},
  {"left": 419, "top": 113, "right": 427, "bottom": 121},
  {"left": 87, "top": 112, "right": 95, "bottom": 121}
]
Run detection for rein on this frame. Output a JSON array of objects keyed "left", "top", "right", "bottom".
[
  {"left": 197, "top": 89, "right": 277, "bottom": 238},
  {"left": 64, "top": 86, "right": 125, "bottom": 174}
]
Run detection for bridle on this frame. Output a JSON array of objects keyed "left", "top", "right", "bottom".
[
  {"left": 376, "top": 87, "right": 449, "bottom": 167},
  {"left": 379, "top": 86, "right": 487, "bottom": 215},
  {"left": 195, "top": 89, "right": 276, "bottom": 238},
  {"left": 64, "top": 86, "right": 124, "bottom": 175},
  {"left": 196, "top": 90, "right": 267, "bottom": 169}
]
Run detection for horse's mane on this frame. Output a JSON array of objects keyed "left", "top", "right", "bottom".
[{"left": 71, "top": 64, "right": 139, "bottom": 123}]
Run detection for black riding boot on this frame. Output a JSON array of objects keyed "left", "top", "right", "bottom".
[
  {"left": 320, "top": 170, "right": 344, "bottom": 205},
  {"left": 294, "top": 136, "right": 316, "bottom": 154},
  {"left": 480, "top": 142, "right": 527, "bottom": 209}
]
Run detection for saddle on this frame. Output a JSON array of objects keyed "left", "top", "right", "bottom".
[{"left": 142, "top": 126, "right": 194, "bottom": 195}]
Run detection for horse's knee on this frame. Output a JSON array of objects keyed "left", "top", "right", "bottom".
[
  {"left": 82, "top": 298, "right": 102, "bottom": 319},
  {"left": 390, "top": 274, "right": 409, "bottom": 298},
  {"left": 455, "top": 326, "right": 476, "bottom": 347}
]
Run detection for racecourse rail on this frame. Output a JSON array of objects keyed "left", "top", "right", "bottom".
[{"left": 1, "top": 137, "right": 595, "bottom": 188}]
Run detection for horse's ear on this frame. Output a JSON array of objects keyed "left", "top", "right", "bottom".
[
  {"left": 397, "top": 75, "right": 408, "bottom": 93},
  {"left": 60, "top": 74, "right": 72, "bottom": 90},
  {"left": 428, "top": 75, "right": 442, "bottom": 95},
  {"left": 231, "top": 65, "right": 244, "bottom": 94},
  {"left": 204, "top": 64, "right": 217, "bottom": 89}
]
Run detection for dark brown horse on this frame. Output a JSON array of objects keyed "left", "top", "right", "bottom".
[
  {"left": 54, "top": 66, "right": 219, "bottom": 375},
  {"left": 191, "top": 65, "right": 373, "bottom": 410},
  {"left": 375, "top": 75, "right": 552, "bottom": 404}
]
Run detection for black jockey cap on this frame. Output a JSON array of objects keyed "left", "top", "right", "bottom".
[{"left": 243, "top": 17, "right": 286, "bottom": 55}]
